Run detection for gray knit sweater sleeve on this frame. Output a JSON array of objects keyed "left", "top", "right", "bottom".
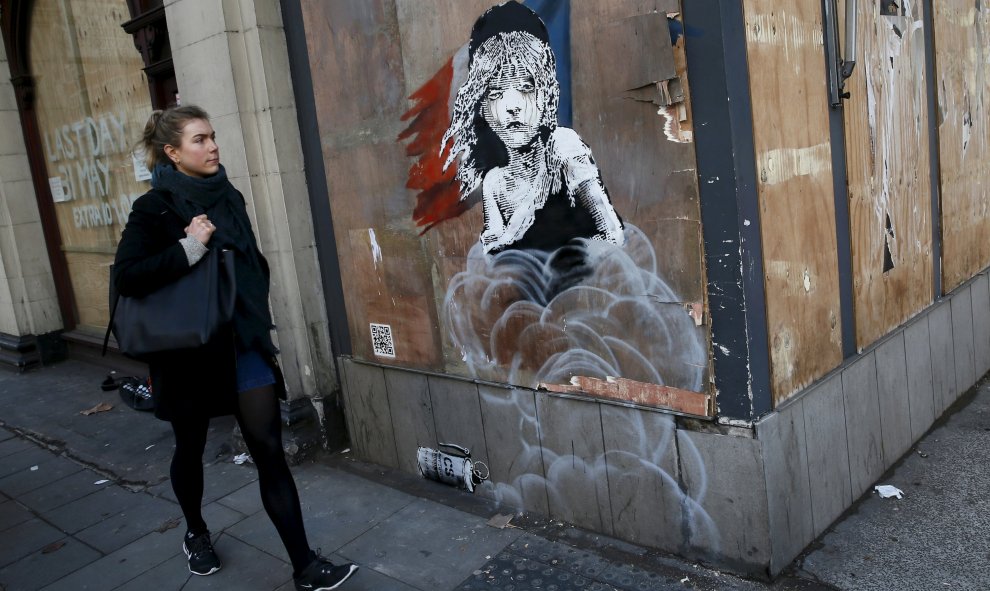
[{"left": 179, "top": 235, "right": 209, "bottom": 266}]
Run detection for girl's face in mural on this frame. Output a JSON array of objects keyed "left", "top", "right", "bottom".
[{"left": 483, "top": 62, "right": 541, "bottom": 150}]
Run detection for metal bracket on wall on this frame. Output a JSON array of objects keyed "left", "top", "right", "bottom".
[{"left": 824, "top": 0, "right": 858, "bottom": 107}]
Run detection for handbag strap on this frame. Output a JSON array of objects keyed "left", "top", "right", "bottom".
[
  {"left": 102, "top": 188, "right": 183, "bottom": 357},
  {"left": 102, "top": 273, "right": 120, "bottom": 357}
]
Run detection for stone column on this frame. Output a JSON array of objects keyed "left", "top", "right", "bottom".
[
  {"left": 164, "top": 0, "right": 342, "bottom": 456},
  {"left": 0, "top": 41, "right": 63, "bottom": 370}
]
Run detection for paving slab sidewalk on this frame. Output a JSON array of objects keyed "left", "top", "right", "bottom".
[{"left": 2, "top": 359, "right": 986, "bottom": 590}]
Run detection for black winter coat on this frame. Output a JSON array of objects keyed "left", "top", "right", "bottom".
[{"left": 113, "top": 188, "right": 284, "bottom": 421}]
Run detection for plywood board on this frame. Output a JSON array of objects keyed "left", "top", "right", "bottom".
[
  {"left": 743, "top": 0, "right": 843, "bottom": 403},
  {"left": 302, "top": 0, "right": 712, "bottom": 408},
  {"left": 301, "top": 0, "right": 445, "bottom": 370},
  {"left": 571, "top": 1, "right": 703, "bottom": 301},
  {"left": 842, "top": 0, "right": 933, "bottom": 349},
  {"left": 933, "top": 1, "right": 990, "bottom": 291},
  {"left": 65, "top": 252, "right": 112, "bottom": 331},
  {"left": 28, "top": 0, "right": 154, "bottom": 334}
]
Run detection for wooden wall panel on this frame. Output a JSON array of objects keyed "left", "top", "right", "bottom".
[
  {"left": 934, "top": 1, "right": 990, "bottom": 291},
  {"left": 301, "top": 0, "right": 448, "bottom": 369},
  {"left": 743, "top": 0, "right": 843, "bottom": 403},
  {"left": 843, "top": 0, "right": 933, "bottom": 349},
  {"left": 571, "top": 0, "right": 702, "bottom": 302},
  {"left": 394, "top": 0, "right": 503, "bottom": 371},
  {"left": 28, "top": 0, "right": 153, "bottom": 332},
  {"left": 303, "top": 0, "right": 711, "bottom": 407},
  {"left": 570, "top": 0, "right": 708, "bottom": 390}
]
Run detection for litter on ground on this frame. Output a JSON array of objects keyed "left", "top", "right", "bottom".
[{"left": 874, "top": 485, "right": 904, "bottom": 499}]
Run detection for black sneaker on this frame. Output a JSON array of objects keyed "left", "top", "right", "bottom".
[
  {"left": 183, "top": 530, "right": 221, "bottom": 576},
  {"left": 293, "top": 555, "right": 358, "bottom": 590}
]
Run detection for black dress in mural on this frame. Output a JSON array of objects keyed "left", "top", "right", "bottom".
[{"left": 403, "top": 1, "right": 706, "bottom": 393}]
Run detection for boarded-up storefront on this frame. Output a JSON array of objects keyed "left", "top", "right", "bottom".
[
  {"left": 281, "top": 0, "right": 990, "bottom": 575},
  {"left": 5, "top": 0, "right": 990, "bottom": 579},
  {"left": 301, "top": 0, "right": 712, "bottom": 414}
]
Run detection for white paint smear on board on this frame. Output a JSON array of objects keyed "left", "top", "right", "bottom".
[
  {"left": 368, "top": 228, "right": 383, "bottom": 269},
  {"left": 758, "top": 143, "right": 831, "bottom": 186}
]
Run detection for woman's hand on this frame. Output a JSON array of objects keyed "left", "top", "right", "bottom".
[{"left": 184, "top": 214, "right": 215, "bottom": 245}]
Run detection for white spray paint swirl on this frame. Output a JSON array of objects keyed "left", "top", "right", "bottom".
[{"left": 444, "top": 224, "right": 707, "bottom": 392}]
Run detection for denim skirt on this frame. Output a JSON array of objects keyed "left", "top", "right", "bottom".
[{"left": 235, "top": 349, "right": 276, "bottom": 393}]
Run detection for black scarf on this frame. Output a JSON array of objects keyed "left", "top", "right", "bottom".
[{"left": 152, "top": 163, "right": 275, "bottom": 355}]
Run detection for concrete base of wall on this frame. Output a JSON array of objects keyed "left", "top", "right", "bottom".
[
  {"left": 756, "top": 270, "right": 990, "bottom": 575},
  {"left": 336, "top": 271, "right": 990, "bottom": 578},
  {"left": 0, "top": 333, "right": 40, "bottom": 372},
  {"left": 0, "top": 331, "right": 65, "bottom": 372}
]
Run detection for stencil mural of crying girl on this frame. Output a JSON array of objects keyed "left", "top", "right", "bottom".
[
  {"left": 422, "top": 1, "right": 706, "bottom": 394},
  {"left": 442, "top": 3, "right": 623, "bottom": 259}
]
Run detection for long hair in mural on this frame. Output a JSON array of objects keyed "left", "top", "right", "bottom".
[{"left": 401, "top": 1, "right": 706, "bottom": 396}]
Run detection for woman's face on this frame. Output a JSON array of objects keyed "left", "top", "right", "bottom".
[
  {"left": 166, "top": 118, "right": 220, "bottom": 178},
  {"left": 483, "top": 63, "right": 541, "bottom": 149}
]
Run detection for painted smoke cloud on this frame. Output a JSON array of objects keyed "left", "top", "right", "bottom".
[{"left": 444, "top": 226, "right": 706, "bottom": 392}]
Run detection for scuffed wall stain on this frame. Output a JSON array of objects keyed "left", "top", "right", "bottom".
[
  {"left": 770, "top": 326, "right": 796, "bottom": 386},
  {"left": 870, "top": 1, "right": 925, "bottom": 227},
  {"left": 937, "top": 2, "right": 988, "bottom": 158},
  {"left": 843, "top": 0, "right": 934, "bottom": 350}
]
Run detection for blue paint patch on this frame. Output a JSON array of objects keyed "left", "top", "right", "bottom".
[
  {"left": 668, "top": 16, "right": 684, "bottom": 45},
  {"left": 524, "top": 0, "right": 572, "bottom": 127}
]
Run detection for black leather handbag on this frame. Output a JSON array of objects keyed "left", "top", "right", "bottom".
[{"left": 103, "top": 249, "right": 236, "bottom": 358}]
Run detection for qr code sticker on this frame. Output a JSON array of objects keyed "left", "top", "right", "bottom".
[{"left": 370, "top": 323, "right": 395, "bottom": 358}]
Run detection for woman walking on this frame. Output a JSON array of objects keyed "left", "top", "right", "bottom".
[{"left": 114, "top": 105, "right": 357, "bottom": 591}]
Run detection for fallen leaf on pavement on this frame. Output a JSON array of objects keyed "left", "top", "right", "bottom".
[
  {"left": 155, "top": 517, "right": 182, "bottom": 533},
  {"left": 80, "top": 402, "right": 113, "bottom": 416},
  {"left": 487, "top": 514, "right": 513, "bottom": 529},
  {"left": 41, "top": 541, "right": 66, "bottom": 554}
]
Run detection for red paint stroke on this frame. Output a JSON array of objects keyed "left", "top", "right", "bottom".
[{"left": 398, "top": 57, "right": 469, "bottom": 233}]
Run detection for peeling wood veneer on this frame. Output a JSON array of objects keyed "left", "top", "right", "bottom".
[
  {"left": 843, "top": 0, "right": 933, "bottom": 349},
  {"left": 541, "top": 375, "right": 711, "bottom": 417}
]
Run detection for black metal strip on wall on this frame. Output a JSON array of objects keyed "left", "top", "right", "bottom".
[
  {"left": 922, "top": 0, "right": 943, "bottom": 298},
  {"left": 278, "top": 0, "right": 353, "bottom": 357},
  {"left": 821, "top": 0, "right": 858, "bottom": 359},
  {"left": 684, "top": 1, "right": 773, "bottom": 422},
  {"left": 827, "top": 108, "right": 857, "bottom": 359}
]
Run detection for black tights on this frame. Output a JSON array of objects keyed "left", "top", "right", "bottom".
[{"left": 169, "top": 385, "right": 313, "bottom": 573}]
